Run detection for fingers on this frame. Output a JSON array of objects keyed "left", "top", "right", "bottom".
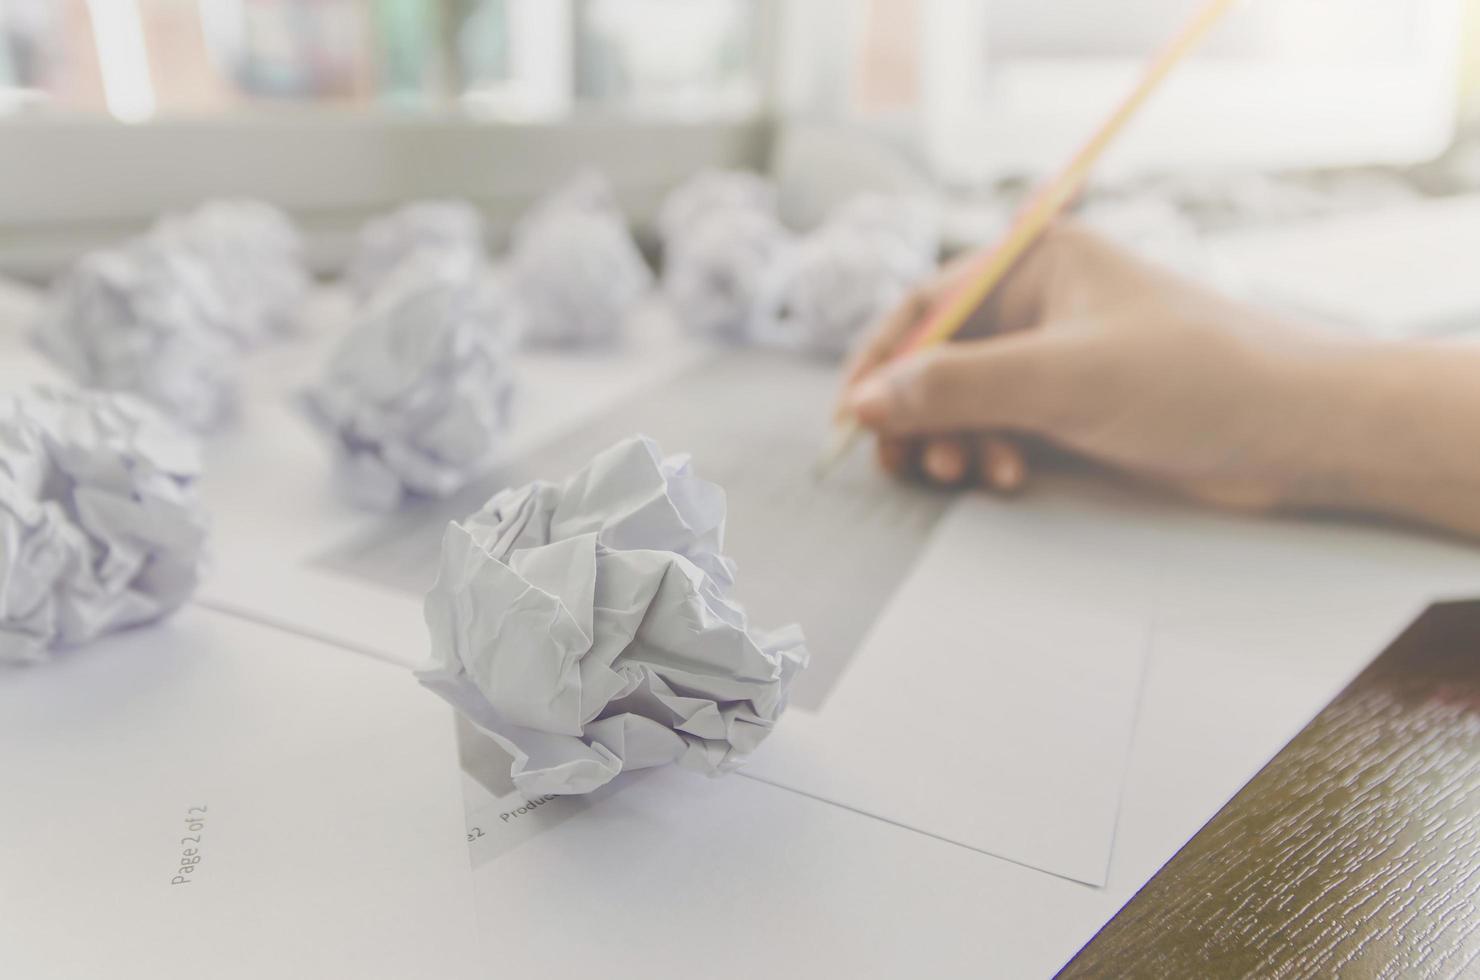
[
  {"left": 921, "top": 435, "right": 1029, "bottom": 492},
  {"left": 951, "top": 220, "right": 1136, "bottom": 335},
  {"left": 841, "top": 285, "right": 932, "bottom": 391},
  {"left": 870, "top": 430, "right": 1031, "bottom": 490},
  {"left": 875, "top": 435, "right": 916, "bottom": 477},
  {"left": 878, "top": 433, "right": 1031, "bottom": 493},
  {"left": 921, "top": 435, "right": 972, "bottom": 485},
  {"left": 845, "top": 330, "right": 1063, "bottom": 437},
  {"left": 976, "top": 436, "right": 1027, "bottom": 494},
  {"left": 841, "top": 219, "right": 1110, "bottom": 407},
  {"left": 982, "top": 229, "right": 1057, "bottom": 334},
  {"left": 840, "top": 251, "right": 985, "bottom": 391}
]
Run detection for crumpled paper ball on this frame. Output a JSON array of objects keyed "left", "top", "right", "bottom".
[
  {"left": 657, "top": 169, "right": 778, "bottom": 250},
  {"left": 0, "top": 387, "right": 207, "bottom": 665},
  {"left": 508, "top": 176, "right": 652, "bottom": 347},
  {"left": 828, "top": 193, "right": 942, "bottom": 261},
  {"left": 758, "top": 194, "right": 940, "bottom": 357},
  {"left": 345, "top": 200, "right": 486, "bottom": 300},
  {"left": 765, "top": 216, "right": 936, "bottom": 358},
  {"left": 33, "top": 238, "right": 240, "bottom": 432},
  {"left": 302, "top": 260, "right": 519, "bottom": 510},
  {"left": 662, "top": 207, "right": 796, "bottom": 341},
  {"left": 417, "top": 435, "right": 810, "bottom": 796},
  {"left": 152, "top": 198, "right": 309, "bottom": 346},
  {"left": 514, "top": 169, "right": 621, "bottom": 234}
]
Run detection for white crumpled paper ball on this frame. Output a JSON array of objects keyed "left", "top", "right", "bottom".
[
  {"left": 765, "top": 229, "right": 931, "bottom": 358},
  {"left": 152, "top": 198, "right": 309, "bottom": 346},
  {"left": 761, "top": 194, "right": 940, "bottom": 358},
  {"left": 828, "top": 193, "right": 942, "bottom": 260},
  {"left": 657, "top": 169, "right": 778, "bottom": 250},
  {"left": 514, "top": 169, "right": 621, "bottom": 233},
  {"left": 0, "top": 387, "right": 208, "bottom": 665},
  {"left": 34, "top": 238, "right": 240, "bottom": 432},
  {"left": 508, "top": 176, "right": 652, "bottom": 347},
  {"left": 662, "top": 207, "right": 796, "bottom": 342},
  {"left": 345, "top": 200, "right": 487, "bottom": 300},
  {"left": 302, "top": 260, "right": 519, "bottom": 510},
  {"left": 418, "top": 435, "right": 810, "bottom": 796}
]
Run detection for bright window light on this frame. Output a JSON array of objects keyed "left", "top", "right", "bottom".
[{"left": 86, "top": 0, "right": 156, "bottom": 122}]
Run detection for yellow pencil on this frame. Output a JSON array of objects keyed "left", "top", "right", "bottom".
[{"left": 817, "top": 0, "right": 1244, "bottom": 478}]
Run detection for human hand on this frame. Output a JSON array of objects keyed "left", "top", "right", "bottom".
[{"left": 837, "top": 222, "right": 1332, "bottom": 511}]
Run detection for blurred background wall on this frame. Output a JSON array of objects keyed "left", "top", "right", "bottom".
[{"left": 1, "top": 0, "right": 1477, "bottom": 276}]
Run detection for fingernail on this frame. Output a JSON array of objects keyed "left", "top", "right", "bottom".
[
  {"left": 924, "top": 443, "right": 965, "bottom": 484},
  {"left": 991, "top": 452, "right": 1024, "bottom": 490}
]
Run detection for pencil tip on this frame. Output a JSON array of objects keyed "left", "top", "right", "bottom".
[{"left": 814, "top": 419, "right": 862, "bottom": 483}]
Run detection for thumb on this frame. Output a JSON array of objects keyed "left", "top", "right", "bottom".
[{"left": 843, "top": 332, "right": 1062, "bottom": 436}]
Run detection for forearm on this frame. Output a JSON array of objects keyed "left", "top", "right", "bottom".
[{"left": 1277, "top": 339, "right": 1480, "bottom": 537}]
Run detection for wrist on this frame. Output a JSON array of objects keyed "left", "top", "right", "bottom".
[
  {"left": 1267, "top": 337, "right": 1480, "bottom": 534},
  {"left": 1261, "top": 336, "right": 1394, "bottom": 512}
]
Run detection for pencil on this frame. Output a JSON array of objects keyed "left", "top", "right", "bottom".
[{"left": 816, "top": 0, "right": 1244, "bottom": 479}]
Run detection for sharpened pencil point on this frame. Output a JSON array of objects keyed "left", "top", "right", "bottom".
[{"left": 814, "top": 418, "right": 864, "bottom": 483}]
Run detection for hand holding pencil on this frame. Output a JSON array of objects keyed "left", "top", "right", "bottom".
[
  {"left": 833, "top": 217, "right": 1281, "bottom": 497},
  {"left": 820, "top": 0, "right": 1244, "bottom": 479},
  {"left": 835, "top": 246, "right": 1036, "bottom": 493}
]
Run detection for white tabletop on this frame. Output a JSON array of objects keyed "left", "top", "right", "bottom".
[{"left": 7, "top": 211, "right": 1480, "bottom": 979}]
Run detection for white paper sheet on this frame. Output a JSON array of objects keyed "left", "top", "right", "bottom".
[
  {"left": 458, "top": 596, "right": 1434, "bottom": 980},
  {"left": 318, "top": 346, "right": 1480, "bottom": 887},
  {"left": 180, "top": 305, "right": 1480, "bottom": 892},
  {"left": 320, "top": 355, "right": 1153, "bottom": 883},
  {"left": 450, "top": 485, "right": 1480, "bottom": 974},
  {"left": 744, "top": 489, "right": 1157, "bottom": 885},
  {"left": 745, "top": 474, "right": 1480, "bottom": 886},
  {"left": 0, "top": 607, "right": 481, "bottom": 980}
]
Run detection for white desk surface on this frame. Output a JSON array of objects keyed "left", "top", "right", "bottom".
[
  {"left": 1209, "top": 193, "right": 1480, "bottom": 339},
  {"left": 6, "top": 202, "right": 1480, "bottom": 980},
  {"left": 0, "top": 605, "right": 483, "bottom": 980}
]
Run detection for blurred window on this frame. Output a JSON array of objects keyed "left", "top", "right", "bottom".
[
  {"left": 0, "top": 0, "right": 764, "bottom": 121},
  {"left": 573, "top": 0, "right": 760, "bottom": 117},
  {"left": 778, "top": 0, "right": 1468, "bottom": 181},
  {"left": 0, "top": 1, "right": 100, "bottom": 113},
  {"left": 983, "top": 0, "right": 1434, "bottom": 64},
  {"left": 198, "top": 0, "right": 371, "bottom": 103}
]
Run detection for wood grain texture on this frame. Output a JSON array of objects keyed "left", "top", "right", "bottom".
[{"left": 1059, "top": 600, "right": 1480, "bottom": 979}]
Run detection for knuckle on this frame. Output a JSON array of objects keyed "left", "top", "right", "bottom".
[
  {"left": 904, "top": 282, "right": 934, "bottom": 314},
  {"left": 914, "top": 350, "right": 952, "bottom": 394},
  {"left": 1035, "top": 220, "right": 1076, "bottom": 259},
  {"left": 1042, "top": 218, "right": 1094, "bottom": 252},
  {"left": 904, "top": 352, "right": 960, "bottom": 425},
  {"left": 1041, "top": 220, "right": 1109, "bottom": 274}
]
